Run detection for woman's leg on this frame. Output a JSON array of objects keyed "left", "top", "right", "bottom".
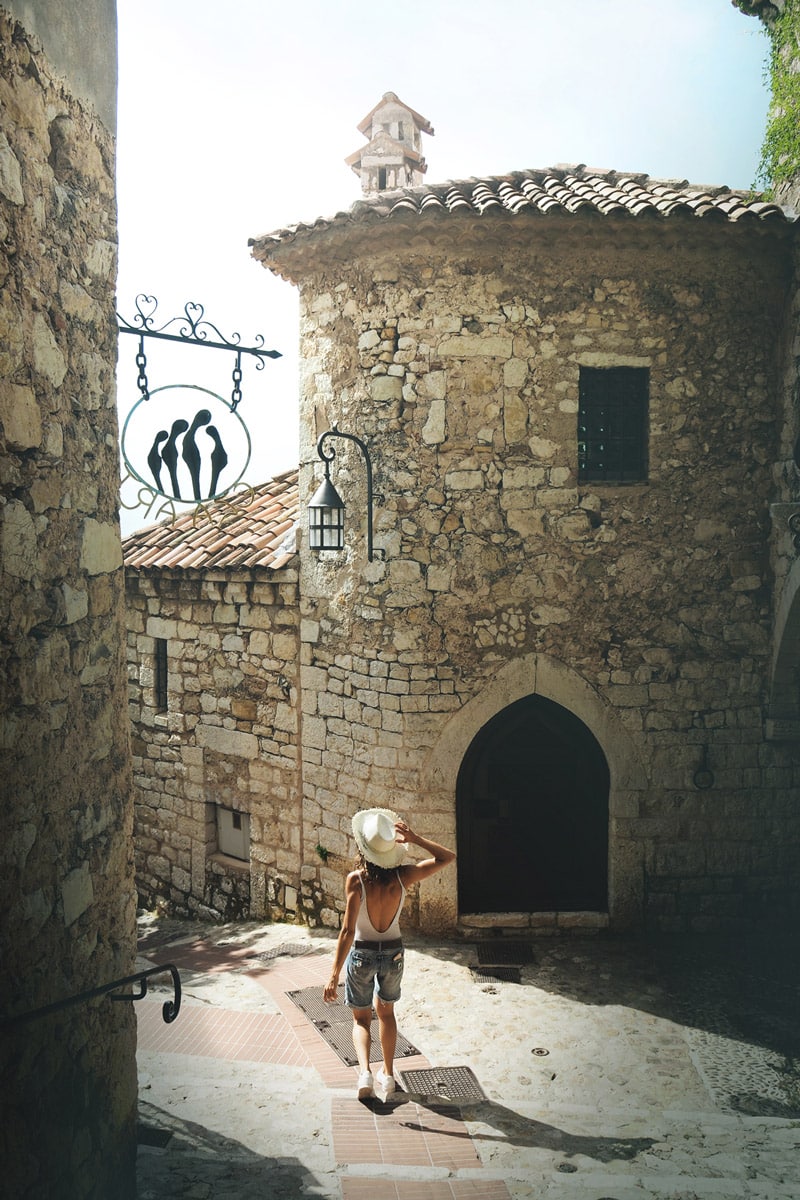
[
  {"left": 351, "top": 1006, "right": 373, "bottom": 1074},
  {"left": 375, "top": 997, "right": 397, "bottom": 1077}
]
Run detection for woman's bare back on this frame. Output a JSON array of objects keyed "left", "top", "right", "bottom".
[{"left": 361, "top": 872, "right": 403, "bottom": 933}]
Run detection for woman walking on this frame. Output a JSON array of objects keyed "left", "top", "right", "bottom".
[{"left": 323, "top": 808, "right": 455, "bottom": 1101}]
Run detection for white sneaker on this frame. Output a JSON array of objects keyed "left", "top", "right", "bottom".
[
  {"left": 375, "top": 1068, "right": 396, "bottom": 1101},
  {"left": 357, "top": 1070, "right": 374, "bottom": 1099}
]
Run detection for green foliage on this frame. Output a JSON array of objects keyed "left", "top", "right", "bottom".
[
  {"left": 315, "top": 842, "right": 330, "bottom": 863},
  {"left": 755, "top": 0, "right": 800, "bottom": 194}
]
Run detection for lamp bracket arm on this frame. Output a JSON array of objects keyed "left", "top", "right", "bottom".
[
  {"left": 317, "top": 426, "right": 370, "bottom": 465},
  {"left": 315, "top": 425, "right": 379, "bottom": 561}
]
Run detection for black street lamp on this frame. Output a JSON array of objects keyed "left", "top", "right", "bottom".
[{"left": 307, "top": 425, "right": 380, "bottom": 561}]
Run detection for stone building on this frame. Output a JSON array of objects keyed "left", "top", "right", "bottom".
[
  {"left": 251, "top": 167, "right": 800, "bottom": 938},
  {"left": 123, "top": 471, "right": 302, "bottom": 921},
  {"left": 126, "top": 146, "right": 800, "bottom": 937},
  {"left": 1, "top": 3, "right": 137, "bottom": 1198}
]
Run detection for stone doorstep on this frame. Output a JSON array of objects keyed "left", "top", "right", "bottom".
[{"left": 458, "top": 911, "right": 610, "bottom": 931}]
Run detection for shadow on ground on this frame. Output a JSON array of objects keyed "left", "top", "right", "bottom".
[
  {"left": 137, "top": 1099, "right": 329, "bottom": 1200},
  {"left": 367, "top": 1092, "right": 656, "bottom": 1163},
  {"left": 137, "top": 914, "right": 800, "bottom": 1119},
  {"left": 412, "top": 928, "right": 800, "bottom": 1059}
]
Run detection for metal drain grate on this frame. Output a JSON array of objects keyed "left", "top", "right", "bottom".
[
  {"left": 247, "top": 942, "right": 318, "bottom": 962},
  {"left": 287, "top": 984, "right": 351, "bottom": 1025},
  {"left": 399, "top": 1066, "right": 487, "bottom": 1102},
  {"left": 475, "top": 941, "right": 535, "bottom": 966},
  {"left": 471, "top": 965, "right": 522, "bottom": 984},
  {"left": 287, "top": 984, "right": 420, "bottom": 1067}
]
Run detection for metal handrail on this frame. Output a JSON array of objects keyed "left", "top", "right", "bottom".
[{"left": 0, "top": 963, "right": 182, "bottom": 1029}]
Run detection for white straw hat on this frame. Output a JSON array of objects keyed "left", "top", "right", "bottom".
[{"left": 352, "top": 807, "right": 406, "bottom": 869}]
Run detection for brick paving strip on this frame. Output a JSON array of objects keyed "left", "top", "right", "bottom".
[
  {"left": 139, "top": 936, "right": 511, "bottom": 1196},
  {"left": 136, "top": 999, "right": 310, "bottom": 1067},
  {"left": 341, "top": 1183, "right": 512, "bottom": 1200}
]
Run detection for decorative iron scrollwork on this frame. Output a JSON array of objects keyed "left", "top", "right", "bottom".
[{"left": 119, "top": 294, "right": 279, "bottom": 359}]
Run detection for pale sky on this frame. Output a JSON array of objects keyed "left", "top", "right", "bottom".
[{"left": 115, "top": 0, "right": 769, "bottom": 533}]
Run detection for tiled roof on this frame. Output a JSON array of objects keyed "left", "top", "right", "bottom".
[
  {"left": 122, "top": 468, "right": 298, "bottom": 571},
  {"left": 250, "top": 164, "right": 793, "bottom": 261}
]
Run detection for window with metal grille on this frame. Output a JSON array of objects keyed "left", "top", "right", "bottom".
[
  {"left": 154, "top": 638, "right": 168, "bottom": 712},
  {"left": 578, "top": 366, "right": 649, "bottom": 482}
]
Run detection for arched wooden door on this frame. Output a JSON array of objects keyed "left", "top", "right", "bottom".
[{"left": 457, "top": 694, "right": 609, "bottom": 913}]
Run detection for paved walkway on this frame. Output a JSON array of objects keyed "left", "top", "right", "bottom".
[{"left": 135, "top": 918, "right": 800, "bottom": 1199}]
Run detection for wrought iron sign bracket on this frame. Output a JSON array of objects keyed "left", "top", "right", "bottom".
[{"left": 117, "top": 294, "right": 281, "bottom": 410}]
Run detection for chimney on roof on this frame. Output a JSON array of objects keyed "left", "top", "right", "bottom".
[{"left": 345, "top": 91, "right": 434, "bottom": 195}]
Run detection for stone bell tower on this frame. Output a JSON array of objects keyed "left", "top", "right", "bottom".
[{"left": 346, "top": 91, "right": 434, "bottom": 194}]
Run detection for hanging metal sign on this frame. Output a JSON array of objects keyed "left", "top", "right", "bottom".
[
  {"left": 120, "top": 383, "right": 252, "bottom": 503},
  {"left": 117, "top": 294, "right": 280, "bottom": 518}
]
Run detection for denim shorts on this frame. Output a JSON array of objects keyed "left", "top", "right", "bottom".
[{"left": 344, "top": 944, "right": 404, "bottom": 1008}]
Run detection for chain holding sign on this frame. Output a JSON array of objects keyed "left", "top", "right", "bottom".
[{"left": 118, "top": 295, "right": 281, "bottom": 519}]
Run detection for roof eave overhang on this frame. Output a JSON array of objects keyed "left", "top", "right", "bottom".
[{"left": 249, "top": 206, "right": 794, "bottom": 287}]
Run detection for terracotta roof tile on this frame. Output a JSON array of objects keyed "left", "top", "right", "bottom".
[
  {"left": 122, "top": 468, "right": 299, "bottom": 572},
  {"left": 250, "top": 165, "right": 793, "bottom": 270}
]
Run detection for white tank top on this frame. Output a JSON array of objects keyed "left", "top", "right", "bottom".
[{"left": 355, "top": 871, "right": 405, "bottom": 940}]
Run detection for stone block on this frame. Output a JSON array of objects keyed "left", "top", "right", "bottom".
[
  {"left": 61, "top": 863, "right": 94, "bottom": 926},
  {"left": 422, "top": 397, "right": 446, "bottom": 444},
  {"left": 1, "top": 499, "right": 37, "bottom": 579},
  {"left": 0, "top": 129, "right": 24, "bottom": 204},
  {"left": 439, "top": 334, "right": 513, "bottom": 357},
  {"left": 195, "top": 723, "right": 258, "bottom": 759},
  {"left": 369, "top": 374, "right": 403, "bottom": 403},
  {"left": 0, "top": 382, "right": 42, "bottom": 449},
  {"left": 444, "top": 469, "right": 484, "bottom": 490},
  {"left": 32, "top": 313, "right": 67, "bottom": 386},
  {"left": 80, "top": 519, "right": 123, "bottom": 575}
]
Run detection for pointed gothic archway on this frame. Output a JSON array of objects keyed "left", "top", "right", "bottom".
[{"left": 457, "top": 693, "right": 610, "bottom": 913}]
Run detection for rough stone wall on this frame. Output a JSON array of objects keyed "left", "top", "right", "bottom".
[
  {"left": 733, "top": 1, "right": 800, "bottom": 738},
  {"left": 125, "top": 566, "right": 304, "bottom": 922},
  {"left": 290, "top": 214, "right": 800, "bottom": 934},
  {"left": 0, "top": 6, "right": 137, "bottom": 1199}
]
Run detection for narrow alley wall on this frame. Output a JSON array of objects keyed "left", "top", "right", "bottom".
[{"left": 0, "top": 5, "right": 137, "bottom": 1198}]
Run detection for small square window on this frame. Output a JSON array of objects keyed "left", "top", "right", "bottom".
[{"left": 578, "top": 367, "right": 649, "bottom": 483}]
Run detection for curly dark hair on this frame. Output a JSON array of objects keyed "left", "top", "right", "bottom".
[{"left": 355, "top": 852, "right": 397, "bottom": 885}]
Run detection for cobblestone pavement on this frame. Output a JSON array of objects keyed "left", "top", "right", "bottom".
[{"left": 135, "top": 919, "right": 800, "bottom": 1199}]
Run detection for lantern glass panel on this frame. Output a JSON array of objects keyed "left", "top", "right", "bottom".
[{"left": 309, "top": 502, "right": 344, "bottom": 550}]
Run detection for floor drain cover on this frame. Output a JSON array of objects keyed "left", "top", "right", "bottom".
[
  {"left": 399, "top": 1066, "right": 487, "bottom": 1102},
  {"left": 475, "top": 941, "right": 535, "bottom": 966},
  {"left": 287, "top": 985, "right": 420, "bottom": 1067},
  {"left": 471, "top": 965, "right": 522, "bottom": 984},
  {"left": 247, "top": 942, "right": 317, "bottom": 962}
]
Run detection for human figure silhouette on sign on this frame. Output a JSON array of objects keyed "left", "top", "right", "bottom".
[
  {"left": 206, "top": 425, "right": 229, "bottom": 497},
  {"left": 182, "top": 408, "right": 212, "bottom": 500},
  {"left": 146, "top": 430, "right": 168, "bottom": 492},
  {"left": 161, "top": 418, "right": 189, "bottom": 499}
]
